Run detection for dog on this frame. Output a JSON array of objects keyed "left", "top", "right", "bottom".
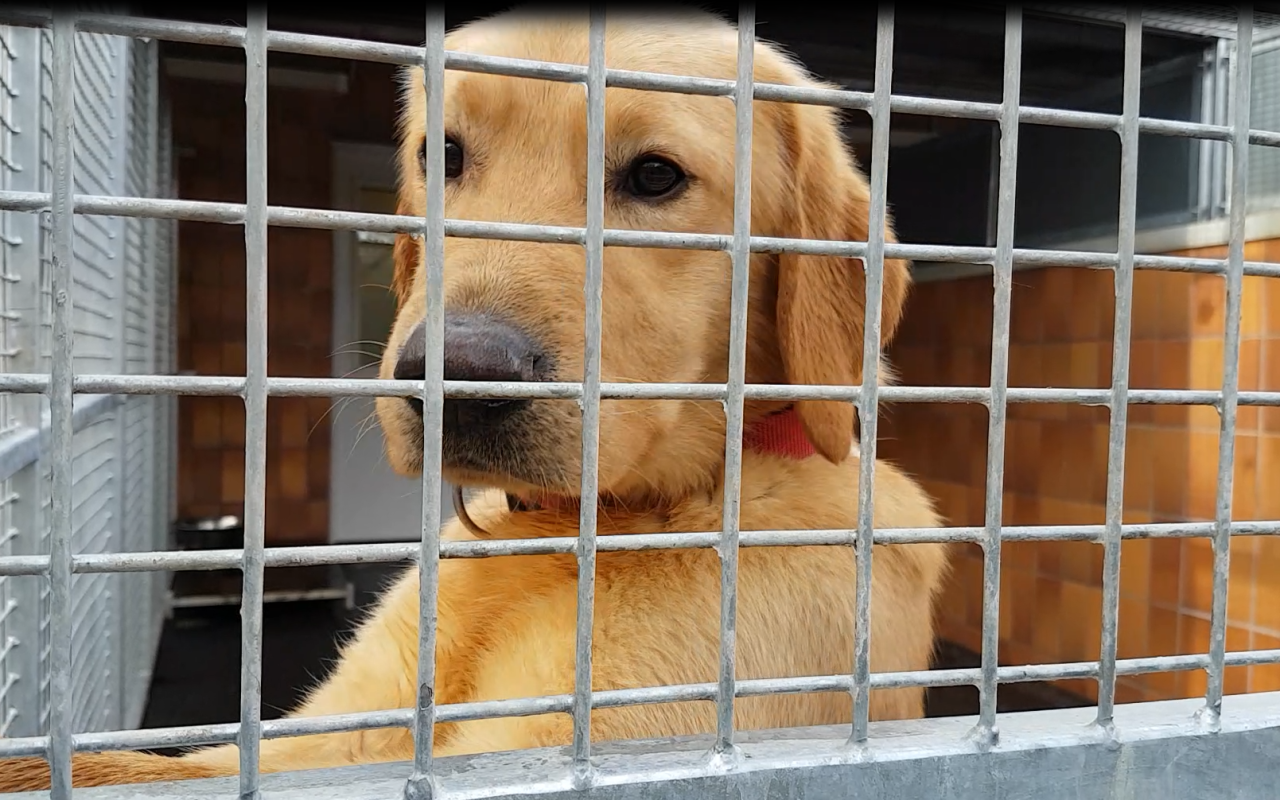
[{"left": 0, "top": 7, "right": 948, "bottom": 791}]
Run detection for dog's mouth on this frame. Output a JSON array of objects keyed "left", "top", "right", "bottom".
[
  {"left": 389, "top": 310, "right": 577, "bottom": 494},
  {"left": 439, "top": 414, "right": 562, "bottom": 487},
  {"left": 390, "top": 383, "right": 575, "bottom": 494}
]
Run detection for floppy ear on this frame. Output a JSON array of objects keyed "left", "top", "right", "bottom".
[
  {"left": 774, "top": 100, "right": 912, "bottom": 464},
  {"left": 390, "top": 200, "right": 420, "bottom": 311}
]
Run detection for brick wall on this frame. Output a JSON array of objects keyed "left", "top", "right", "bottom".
[
  {"left": 170, "top": 59, "right": 399, "bottom": 545},
  {"left": 881, "top": 240, "right": 1280, "bottom": 703}
]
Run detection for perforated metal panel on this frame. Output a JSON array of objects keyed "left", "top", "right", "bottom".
[
  {"left": 118, "top": 35, "right": 166, "bottom": 730},
  {"left": 35, "top": 22, "right": 125, "bottom": 736},
  {"left": 0, "top": 19, "right": 174, "bottom": 740},
  {"left": 1037, "top": 3, "right": 1280, "bottom": 40},
  {"left": 0, "top": 24, "right": 24, "bottom": 740},
  {"left": 1250, "top": 43, "right": 1280, "bottom": 208}
]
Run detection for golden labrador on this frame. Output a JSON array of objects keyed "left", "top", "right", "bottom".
[{"left": 0, "top": 7, "right": 948, "bottom": 791}]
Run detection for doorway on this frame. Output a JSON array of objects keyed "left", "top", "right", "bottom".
[{"left": 329, "top": 142, "right": 453, "bottom": 543}]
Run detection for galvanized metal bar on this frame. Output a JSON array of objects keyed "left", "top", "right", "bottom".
[
  {"left": 10, "top": 191, "right": 1280, "bottom": 277},
  {"left": 4, "top": 655, "right": 1279, "bottom": 764},
  {"left": 4, "top": 517, "right": 1280, "bottom": 578},
  {"left": 974, "top": 4, "right": 1022, "bottom": 746},
  {"left": 46, "top": 9, "right": 77, "bottom": 799},
  {"left": 237, "top": 9, "right": 270, "bottom": 800},
  {"left": 4, "top": 652, "right": 1279, "bottom": 761},
  {"left": 4, "top": 372, "right": 1280, "bottom": 408},
  {"left": 851, "top": 5, "right": 894, "bottom": 746},
  {"left": 1096, "top": 6, "right": 1143, "bottom": 729},
  {"left": 7, "top": 694, "right": 1280, "bottom": 800},
  {"left": 570, "top": 8, "right": 607, "bottom": 787},
  {"left": 1204, "top": 5, "right": 1253, "bottom": 722},
  {"left": 6, "top": 187, "right": 1280, "bottom": 276},
  {"left": 405, "top": 7, "right": 447, "bottom": 800},
  {"left": 713, "top": 2, "right": 755, "bottom": 759}
]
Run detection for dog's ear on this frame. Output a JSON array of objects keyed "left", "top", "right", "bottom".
[
  {"left": 774, "top": 100, "right": 912, "bottom": 464},
  {"left": 390, "top": 199, "right": 419, "bottom": 310}
]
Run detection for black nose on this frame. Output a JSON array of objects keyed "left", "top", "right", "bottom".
[{"left": 394, "top": 313, "right": 550, "bottom": 427}]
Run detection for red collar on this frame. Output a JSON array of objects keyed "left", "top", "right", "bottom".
[
  {"left": 741, "top": 406, "right": 818, "bottom": 461},
  {"left": 507, "top": 407, "right": 815, "bottom": 513}
]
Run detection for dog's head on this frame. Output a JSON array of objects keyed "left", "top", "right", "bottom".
[{"left": 377, "top": 8, "right": 912, "bottom": 502}]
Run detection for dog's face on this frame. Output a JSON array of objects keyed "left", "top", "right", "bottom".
[{"left": 377, "top": 9, "right": 911, "bottom": 501}]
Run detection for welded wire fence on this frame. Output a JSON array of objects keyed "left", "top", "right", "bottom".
[{"left": 0, "top": 4, "right": 1275, "bottom": 800}]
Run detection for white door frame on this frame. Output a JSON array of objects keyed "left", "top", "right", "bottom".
[{"left": 329, "top": 141, "right": 450, "bottom": 543}]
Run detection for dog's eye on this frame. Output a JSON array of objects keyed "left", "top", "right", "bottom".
[
  {"left": 419, "top": 137, "right": 465, "bottom": 180},
  {"left": 622, "top": 155, "right": 686, "bottom": 200}
]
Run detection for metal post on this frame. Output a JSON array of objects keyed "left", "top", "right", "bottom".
[
  {"left": 405, "top": 6, "right": 447, "bottom": 800},
  {"left": 238, "top": 9, "right": 269, "bottom": 800},
  {"left": 713, "top": 1, "right": 755, "bottom": 762},
  {"left": 571, "top": 7, "right": 607, "bottom": 789},
  {"left": 46, "top": 9, "right": 76, "bottom": 799},
  {"left": 851, "top": 5, "right": 894, "bottom": 746},
  {"left": 1096, "top": 6, "right": 1143, "bottom": 729},
  {"left": 974, "top": 3, "right": 1023, "bottom": 747},
  {"left": 1204, "top": 4, "right": 1253, "bottom": 722}
]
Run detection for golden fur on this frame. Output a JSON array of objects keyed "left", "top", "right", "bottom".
[{"left": 0, "top": 8, "right": 948, "bottom": 791}]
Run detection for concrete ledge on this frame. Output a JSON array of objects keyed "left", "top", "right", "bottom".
[{"left": 14, "top": 691, "right": 1279, "bottom": 800}]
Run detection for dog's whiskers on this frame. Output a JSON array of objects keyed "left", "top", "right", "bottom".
[
  {"left": 330, "top": 338, "right": 389, "bottom": 359},
  {"left": 310, "top": 396, "right": 355, "bottom": 442},
  {"left": 349, "top": 410, "right": 385, "bottom": 458}
]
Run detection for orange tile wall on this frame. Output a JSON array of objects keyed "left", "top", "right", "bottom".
[
  {"left": 881, "top": 239, "right": 1280, "bottom": 704},
  {"left": 170, "top": 58, "right": 399, "bottom": 545}
]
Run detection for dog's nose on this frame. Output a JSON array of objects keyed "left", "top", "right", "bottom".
[{"left": 394, "top": 313, "right": 549, "bottom": 426}]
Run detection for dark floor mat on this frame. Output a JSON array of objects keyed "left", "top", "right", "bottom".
[{"left": 140, "top": 562, "right": 406, "bottom": 755}]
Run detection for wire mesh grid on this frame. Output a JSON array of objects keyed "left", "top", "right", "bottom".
[{"left": 0, "top": 3, "right": 1275, "bottom": 800}]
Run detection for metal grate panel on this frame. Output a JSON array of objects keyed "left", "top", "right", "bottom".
[
  {"left": 0, "top": 9, "right": 174, "bottom": 746},
  {"left": 1251, "top": 44, "right": 1280, "bottom": 207},
  {"left": 0, "top": 23, "right": 23, "bottom": 741},
  {"left": 38, "top": 24, "right": 129, "bottom": 737},
  {"left": 1036, "top": 3, "right": 1280, "bottom": 40},
  {"left": 117, "top": 34, "right": 164, "bottom": 730},
  {"left": 0, "top": 5, "right": 1274, "bottom": 800},
  {"left": 68, "top": 28, "right": 123, "bottom": 374},
  {"left": 63, "top": 413, "right": 116, "bottom": 734}
]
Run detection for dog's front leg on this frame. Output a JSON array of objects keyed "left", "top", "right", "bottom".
[
  {"left": 180, "top": 540, "right": 499, "bottom": 775},
  {"left": 0, "top": 520, "right": 520, "bottom": 791},
  {"left": 179, "top": 517, "right": 575, "bottom": 776},
  {"left": 0, "top": 565, "right": 436, "bottom": 792}
]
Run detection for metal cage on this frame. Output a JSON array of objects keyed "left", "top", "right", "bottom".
[{"left": 0, "top": 3, "right": 1278, "bottom": 800}]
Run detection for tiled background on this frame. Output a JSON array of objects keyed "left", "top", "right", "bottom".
[
  {"left": 171, "top": 64, "right": 398, "bottom": 545},
  {"left": 881, "top": 238, "right": 1280, "bottom": 703}
]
